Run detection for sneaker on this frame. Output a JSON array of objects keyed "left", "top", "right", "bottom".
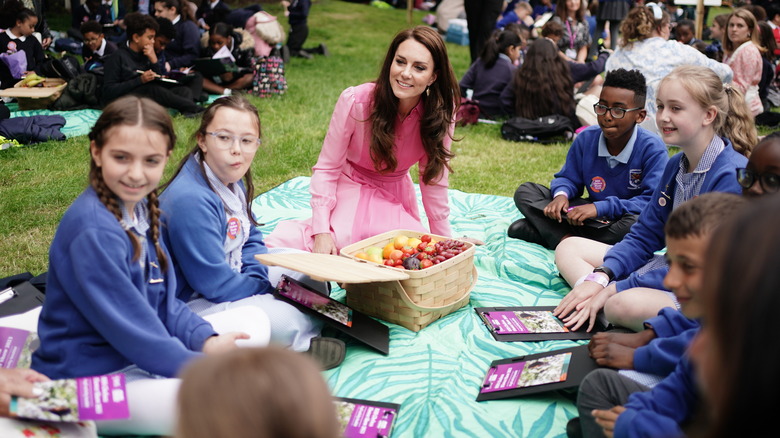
[
  {"left": 507, "top": 218, "right": 546, "bottom": 246},
  {"left": 306, "top": 336, "right": 346, "bottom": 370},
  {"left": 290, "top": 49, "right": 313, "bottom": 59},
  {"left": 304, "top": 43, "right": 329, "bottom": 56},
  {"left": 566, "top": 417, "right": 583, "bottom": 438}
]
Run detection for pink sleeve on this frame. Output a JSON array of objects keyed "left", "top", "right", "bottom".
[
  {"left": 310, "top": 87, "right": 357, "bottom": 236},
  {"left": 418, "top": 121, "right": 454, "bottom": 237},
  {"left": 729, "top": 44, "right": 762, "bottom": 94}
]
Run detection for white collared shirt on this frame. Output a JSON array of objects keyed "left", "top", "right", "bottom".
[{"left": 597, "top": 125, "right": 639, "bottom": 169}]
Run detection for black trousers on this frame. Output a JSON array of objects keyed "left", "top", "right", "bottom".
[
  {"left": 464, "top": 0, "right": 503, "bottom": 64},
  {"left": 575, "top": 369, "right": 649, "bottom": 438},
  {"left": 514, "top": 182, "right": 638, "bottom": 249},
  {"left": 287, "top": 0, "right": 311, "bottom": 51},
  {"left": 131, "top": 82, "right": 202, "bottom": 114}
]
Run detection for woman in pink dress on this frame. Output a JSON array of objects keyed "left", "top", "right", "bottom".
[
  {"left": 266, "top": 26, "right": 460, "bottom": 254},
  {"left": 723, "top": 8, "right": 765, "bottom": 116}
]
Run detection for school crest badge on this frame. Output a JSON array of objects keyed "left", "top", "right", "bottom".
[{"left": 629, "top": 169, "right": 642, "bottom": 189}]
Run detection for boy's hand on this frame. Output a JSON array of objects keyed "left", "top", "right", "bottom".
[
  {"left": 589, "top": 341, "right": 635, "bottom": 369},
  {"left": 202, "top": 332, "right": 250, "bottom": 354},
  {"left": 593, "top": 406, "right": 626, "bottom": 438},
  {"left": 139, "top": 69, "right": 156, "bottom": 83},
  {"left": 544, "top": 195, "right": 569, "bottom": 222},
  {"left": 567, "top": 204, "right": 598, "bottom": 226},
  {"left": 143, "top": 43, "right": 157, "bottom": 64}
]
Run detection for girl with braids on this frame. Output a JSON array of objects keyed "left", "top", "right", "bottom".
[
  {"left": 605, "top": 4, "right": 733, "bottom": 133},
  {"left": 459, "top": 29, "right": 522, "bottom": 118},
  {"left": 267, "top": 26, "right": 460, "bottom": 254},
  {"left": 160, "top": 96, "right": 334, "bottom": 358},
  {"left": 555, "top": 65, "right": 756, "bottom": 334},
  {"left": 32, "top": 96, "right": 258, "bottom": 436},
  {"left": 499, "top": 38, "right": 577, "bottom": 126}
]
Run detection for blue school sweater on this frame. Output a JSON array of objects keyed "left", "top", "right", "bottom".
[
  {"left": 32, "top": 188, "right": 216, "bottom": 380},
  {"left": 615, "top": 358, "right": 697, "bottom": 438},
  {"left": 160, "top": 156, "right": 275, "bottom": 303},
  {"left": 164, "top": 18, "right": 200, "bottom": 70},
  {"left": 604, "top": 140, "right": 747, "bottom": 292},
  {"left": 460, "top": 55, "right": 516, "bottom": 117},
  {"left": 549, "top": 125, "right": 668, "bottom": 219},
  {"left": 634, "top": 308, "right": 699, "bottom": 377}
]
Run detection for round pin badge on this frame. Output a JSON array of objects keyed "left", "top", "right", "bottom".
[
  {"left": 226, "top": 217, "right": 240, "bottom": 240},
  {"left": 658, "top": 197, "right": 667, "bottom": 207}
]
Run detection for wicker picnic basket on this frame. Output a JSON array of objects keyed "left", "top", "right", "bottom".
[{"left": 340, "top": 230, "right": 477, "bottom": 331}]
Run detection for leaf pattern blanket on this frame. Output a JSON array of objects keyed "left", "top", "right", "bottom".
[{"left": 253, "top": 177, "right": 580, "bottom": 438}]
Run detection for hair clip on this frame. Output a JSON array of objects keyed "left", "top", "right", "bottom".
[
  {"left": 646, "top": 2, "right": 663, "bottom": 20},
  {"left": 723, "top": 83, "right": 733, "bottom": 93}
]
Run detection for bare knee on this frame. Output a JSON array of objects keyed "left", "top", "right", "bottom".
[{"left": 604, "top": 293, "right": 646, "bottom": 332}]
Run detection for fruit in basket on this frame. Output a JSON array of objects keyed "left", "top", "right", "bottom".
[
  {"left": 420, "top": 234, "right": 431, "bottom": 243},
  {"left": 365, "top": 246, "right": 383, "bottom": 264},
  {"left": 354, "top": 252, "right": 369, "bottom": 260},
  {"left": 402, "top": 257, "right": 420, "bottom": 270},
  {"left": 382, "top": 242, "right": 395, "bottom": 259},
  {"left": 407, "top": 237, "right": 422, "bottom": 249},
  {"left": 389, "top": 249, "right": 404, "bottom": 261},
  {"left": 20, "top": 73, "right": 46, "bottom": 87},
  {"left": 421, "top": 259, "right": 434, "bottom": 269},
  {"left": 393, "top": 235, "right": 409, "bottom": 249}
]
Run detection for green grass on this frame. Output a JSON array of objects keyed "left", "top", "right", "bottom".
[{"left": 1, "top": 1, "right": 569, "bottom": 277}]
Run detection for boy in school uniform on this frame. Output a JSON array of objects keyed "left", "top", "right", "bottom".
[
  {"left": 509, "top": 69, "right": 668, "bottom": 250},
  {"left": 81, "top": 20, "right": 117, "bottom": 72},
  {"left": 569, "top": 192, "right": 746, "bottom": 438}
]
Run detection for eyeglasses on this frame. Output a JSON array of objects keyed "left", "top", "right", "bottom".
[
  {"left": 593, "top": 104, "right": 644, "bottom": 119},
  {"left": 736, "top": 168, "right": 780, "bottom": 193},
  {"left": 205, "top": 131, "right": 261, "bottom": 152}
]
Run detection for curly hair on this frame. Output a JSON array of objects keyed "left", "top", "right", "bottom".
[
  {"left": 619, "top": 5, "right": 669, "bottom": 48},
  {"left": 88, "top": 96, "right": 176, "bottom": 271},
  {"left": 370, "top": 26, "right": 459, "bottom": 186},
  {"left": 512, "top": 38, "right": 574, "bottom": 119},
  {"left": 603, "top": 68, "right": 647, "bottom": 107}
]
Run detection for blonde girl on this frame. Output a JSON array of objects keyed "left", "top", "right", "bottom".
[{"left": 554, "top": 65, "right": 756, "bottom": 333}]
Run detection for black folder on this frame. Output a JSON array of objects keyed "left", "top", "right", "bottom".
[{"left": 476, "top": 306, "right": 606, "bottom": 342}]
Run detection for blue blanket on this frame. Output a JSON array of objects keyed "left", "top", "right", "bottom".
[{"left": 253, "top": 177, "right": 579, "bottom": 438}]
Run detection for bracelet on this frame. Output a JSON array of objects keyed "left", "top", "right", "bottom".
[{"left": 584, "top": 273, "right": 609, "bottom": 288}]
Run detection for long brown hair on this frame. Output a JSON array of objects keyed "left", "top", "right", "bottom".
[
  {"left": 723, "top": 8, "right": 765, "bottom": 55},
  {"left": 513, "top": 38, "right": 574, "bottom": 119},
  {"left": 164, "top": 95, "right": 262, "bottom": 226},
  {"left": 659, "top": 65, "right": 756, "bottom": 157},
  {"left": 176, "top": 347, "right": 340, "bottom": 438},
  {"left": 555, "top": 0, "right": 586, "bottom": 22},
  {"left": 698, "top": 194, "right": 780, "bottom": 438},
  {"left": 88, "top": 96, "right": 176, "bottom": 271},
  {"left": 370, "top": 26, "right": 458, "bottom": 185}
]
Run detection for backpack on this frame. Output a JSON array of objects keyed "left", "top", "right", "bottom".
[
  {"left": 38, "top": 55, "right": 83, "bottom": 81},
  {"left": 455, "top": 97, "right": 480, "bottom": 126},
  {"left": 249, "top": 51, "right": 286, "bottom": 98},
  {"left": 501, "top": 114, "right": 574, "bottom": 143}
]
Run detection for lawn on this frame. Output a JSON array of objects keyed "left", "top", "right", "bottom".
[{"left": 0, "top": 0, "right": 572, "bottom": 277}]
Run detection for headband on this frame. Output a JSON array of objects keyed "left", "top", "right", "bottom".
[{"left": 646, "top": 2, "right": 663, "bottom": 20}]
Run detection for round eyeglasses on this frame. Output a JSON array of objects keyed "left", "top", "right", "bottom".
[
  {"left": 206, "top": 131, "right": 262, "bottom": 152},
  {"left": 736, "top": 168, "right": 780, "bottom": 193},
  {"left": 593, "top": 104, "right": 643, "bottom": 119}
]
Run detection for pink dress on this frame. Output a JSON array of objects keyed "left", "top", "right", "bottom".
[
  {"left": 724, "top": 41, "right": 763, "bottom": 116},
  {"left": 266, "top": 83, "right": 454, "bottom": 251}
]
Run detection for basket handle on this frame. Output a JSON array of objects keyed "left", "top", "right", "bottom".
[{"left": 392, "top": 266, "right": 477, "bottom": 312}]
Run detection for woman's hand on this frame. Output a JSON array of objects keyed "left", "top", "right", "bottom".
[
  {"left": 566, "top": 204, "right": 598, "bottom": 226},
  {"left": 593, "top": 406, "right": 626, "bottom": 438},
  {"left": 459, "top": 236, "right": 485, "bottom": 246},
  {"left": 313, "top": 233, "right": 338, "bottom": 255},
  {"left": 544, "top": 195, "right": 569, "bottom": 222},
  {"left": 202, "top": 332, "right": 250, "bottom": 354},
  {"left": 0, "top": 368, "right": 49, "bottom": 417}
]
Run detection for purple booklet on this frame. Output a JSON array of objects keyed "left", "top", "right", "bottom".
[
  {"left": 277, "top": 276, "right": 353, "bottom": 327},
  {"left": 0, "top": 326, "right": 38, "bottom": 369},
  {"left": 482, "top": 310, "right": 568, "bottom": 334},
  {"left": 480, "top": 352, "right": 572, "bottom": 394},
  {"left": 335, "top": 397, "right": 400, "bottom": 438},
  {"left": 11, "top": 373, "right": 130, "bottom": 422}
]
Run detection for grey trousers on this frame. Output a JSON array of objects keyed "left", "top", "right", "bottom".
[{"left": 575, "top": 368, "right": 650, "bottom": 438}]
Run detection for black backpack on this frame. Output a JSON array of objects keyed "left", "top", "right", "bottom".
[{"left": 501, "top": 115, "right": 574, "bottom": 143}]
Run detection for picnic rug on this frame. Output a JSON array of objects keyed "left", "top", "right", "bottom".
[{"left": 252, "top": 176, "right": 580, "bottom": 438}]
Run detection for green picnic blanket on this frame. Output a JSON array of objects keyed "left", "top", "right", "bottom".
[{"left": 252, "top": 177, "right": 579, "bottom": 438}]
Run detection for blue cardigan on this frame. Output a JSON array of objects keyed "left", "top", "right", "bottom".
[
  {"left": 32, "top": 188, "right": 215, "bottom": 379},
  {"left": 604, "top": 140, "right": 747, "bottom": 291},
  {"left": 160, "top": 155, "right": 275, "bottom": 303},
  {"left": 615, "top": 358, "right": 697, "bottom": 438},
  {"left": 549, "top": 124, "right": 668, "bottom": 219},
  {"left": 634, "top": 308, "right": 699, "bottom": 377}
]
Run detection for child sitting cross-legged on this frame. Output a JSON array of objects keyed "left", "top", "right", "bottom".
[
  {"left": 569, "top": 192, "right": 746, "bottom": 438},
  {"left": 509, "top": 69, "right": 668, "bottom": 250}
]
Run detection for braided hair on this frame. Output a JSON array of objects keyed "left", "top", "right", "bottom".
[{"left": 88, "top": 96, "right": 176, "bottom": 271}]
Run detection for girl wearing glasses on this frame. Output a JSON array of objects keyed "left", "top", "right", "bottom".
[
  {"left": 267, "top": 26, "right": 459, "bottom": 254},
  {"left": 554, "top": 65, "right": 756, "bottom": 333},
  {"left": 738, "top": 132, "right": 780, "bottom": 198},
  {"left": 160, "top": 96, "right": 331, "bottom": 358}
]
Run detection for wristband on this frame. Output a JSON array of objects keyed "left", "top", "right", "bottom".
[
  {"left": 593, "top": 265, "right": 615, "bottom": 281},
  {"left": 584, "top": 273, "right": 609, "bottom": 288}
]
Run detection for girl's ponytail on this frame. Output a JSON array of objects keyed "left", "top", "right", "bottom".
[
  {"left": 480, "top": 29, "right": 522, "bottom": 69},
  {"left": 721, "top": 84, "right": 757, "bottom": 157}
]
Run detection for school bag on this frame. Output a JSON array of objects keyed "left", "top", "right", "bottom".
[
  {"left": 249, "top": 49, "right": 286, "bottom": 98},
  {"left": 501, "top": 114, "right": 574, "bottom": 143}
]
